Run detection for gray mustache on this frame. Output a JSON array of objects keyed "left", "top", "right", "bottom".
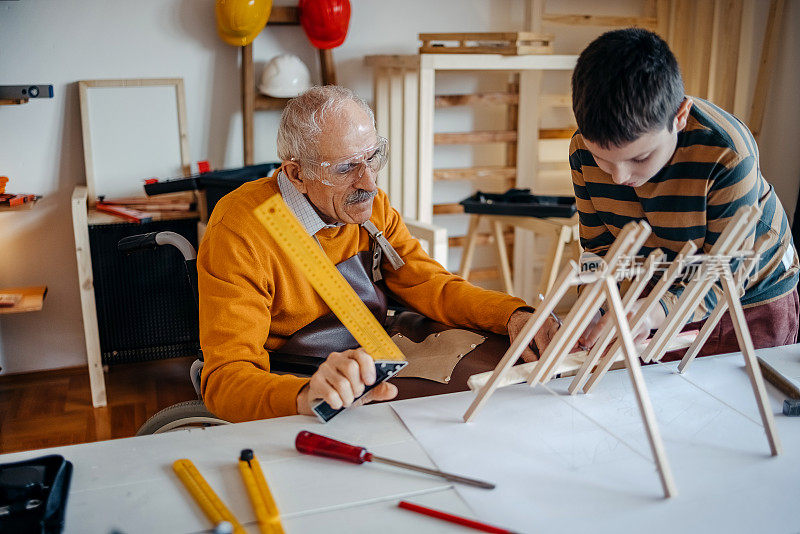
[{"left": 345, "top": 189, "right": 377, "bottom": 205}]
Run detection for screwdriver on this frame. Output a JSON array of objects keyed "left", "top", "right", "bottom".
[{"left": 295, "top": 431, "right": 495, "bottom": 490}]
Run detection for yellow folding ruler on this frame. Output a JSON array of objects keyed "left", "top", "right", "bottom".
[
  {"left": 253, "top": 194, "right": 407, "bottom": 421},
  {"left": 172, "top": 459, "right": 246, "bottom": 534}
]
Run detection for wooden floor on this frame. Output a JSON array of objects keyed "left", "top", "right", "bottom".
[{"left": 0, "top": 357, "right": 197, "bottom": 454}]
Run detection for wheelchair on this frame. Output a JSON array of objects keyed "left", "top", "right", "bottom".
[{"left": 118, "top": 231, "right": 320, "bottom": 435}]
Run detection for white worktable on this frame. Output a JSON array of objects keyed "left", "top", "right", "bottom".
[
  {"left": 2, "top": 345, "right": 799, "bottom": 534},
  {"left": 0, "top": 398, "right": 472, "bottom": 533}
]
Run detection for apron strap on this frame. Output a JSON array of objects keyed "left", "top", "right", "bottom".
[{"left": 362, "top": 220, "right": 405, "bottom": 273}]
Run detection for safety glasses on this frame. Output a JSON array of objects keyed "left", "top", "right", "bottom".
[{"left": 297, "top": 136, "right": 388, "bottom": 186}]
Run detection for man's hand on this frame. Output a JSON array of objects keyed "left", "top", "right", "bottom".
[
  {"left": 578, "top": 299, "right": 667, "bottom": 350},
  {"left": 507, "top": 308, "right": 560, "bottom": 363},
  {"left": 296, "top": 348, "right": 398, "bottom": 416}
]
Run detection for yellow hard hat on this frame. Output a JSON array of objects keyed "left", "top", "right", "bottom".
[{"left": 215, "top": 0, "right": 272, "bottom": 47}]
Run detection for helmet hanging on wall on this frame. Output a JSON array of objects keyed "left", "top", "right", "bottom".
[
  {"left": 258, "top": 54, "right": 312, "bottom": 98},
  {"left": 215, "top": 0, "right": 272, "bottom": 47},
  {"left": 298, "top": 0, "right": 351, "bottom": 50}
]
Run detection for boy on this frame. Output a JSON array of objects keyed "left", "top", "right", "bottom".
[{"left": 570, "top": 28, "right": 798, "bottom": 356}]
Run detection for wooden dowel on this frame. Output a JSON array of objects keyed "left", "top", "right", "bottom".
[
  {"left": 463, "top": 262, "right": 579, "bottom": 422},
  {"left": 524, "top": 223, "right": 637, "bottom": 386},
  {"left": 603, "top": 276, "right": 677, "bottom": 498},
  {"left": 468, "top": 331, "right": 697, "bottom": 392},
  {"left": 720, "top": 273, "right": 782, "bottom": 456},
  {"left": 530, "top": 221, "right": 651, "bottom": 386},
  {"left": 493, "top": 220, "right": 515, "bottom": 295},
  {"left": 530, "top": 281, "right": 606, "bottom": 386},
  {"left": 568, "top": 249, "right": 664, "bottom": 395},
  {"left": 583, "top": 242, "right": 697, "bottom": 393},
  {"left": 641, "top": 206, "right": 758, "bottom": 363},
  {"left": 458, "top": 215, "right": 482, "bottom": 281},
  {"left": 677, "top": 250, "right": 761, "bottom": 372},
  {"left": 242, "top": 44, "right": 254, "bottom": 166}
]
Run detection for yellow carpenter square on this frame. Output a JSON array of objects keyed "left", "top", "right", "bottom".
[
  {"left": 253, "top": 194, "right": 405, "bottom": 361},
  {"left": 239, "top": 451, "right": 285, "bottom": 534},
  {"left": 172, "top": 459, "right": 246, "bottom": 534}
]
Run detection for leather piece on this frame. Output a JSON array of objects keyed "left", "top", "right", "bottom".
[
  {"left": 384, "top": 311, "right": 513, "bottom": 401},
  {"left": 276, "top": 250, "right": 388, "bottom": 360},
  {"left": 392, "top": 329, "right": 486, "bottom": 383}
]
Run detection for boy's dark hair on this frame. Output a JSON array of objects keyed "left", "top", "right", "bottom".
[{"left": 572, "top": 28, "right": 685, "bottom": 148}]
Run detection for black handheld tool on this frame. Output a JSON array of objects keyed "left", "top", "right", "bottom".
[{"left": 312, "top": 360, "right": 407, "bottom": 423}]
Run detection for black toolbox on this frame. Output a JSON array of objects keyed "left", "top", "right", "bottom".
[
  {"left": 460, "top": 188, "right": 576, "bottom": 218},
  {"left": 145, "top": 162, "right": 281, "bottom": 217}
]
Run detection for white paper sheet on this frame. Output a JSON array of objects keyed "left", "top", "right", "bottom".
[{"left": 392, "top": 354, "right": 800, "bottom": 534}]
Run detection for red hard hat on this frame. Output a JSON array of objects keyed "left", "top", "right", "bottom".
[{"left": 298, "top": 0, "right": 351, "bottom": 50}]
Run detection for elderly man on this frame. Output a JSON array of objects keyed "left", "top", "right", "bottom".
[{"left": 198, "top": 85, "right": 555, "bottom": 423}]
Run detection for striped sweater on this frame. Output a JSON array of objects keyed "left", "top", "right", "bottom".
[{"left": 570, "top": 97, "right": 798, "bottom": 320}]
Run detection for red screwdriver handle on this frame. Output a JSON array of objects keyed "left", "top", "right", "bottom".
[{"left": 295, "top": 431, "right": 373, "bottom": 464}]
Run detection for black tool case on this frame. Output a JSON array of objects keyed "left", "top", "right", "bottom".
[
  {"left": 144, "top": 162, "right": 280, "bottom": 216},
  {"left": 0, "top": 455, "right": 72, "bottom": 533},
  {"left": 460, "top": 188, "right": 576, "bottom": 218}
]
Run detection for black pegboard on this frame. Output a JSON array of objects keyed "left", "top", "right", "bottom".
[{"left": 88, "top": 219, "right": 200, "bottom": 365}]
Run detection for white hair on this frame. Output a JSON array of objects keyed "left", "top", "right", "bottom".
[{"left": 276, "top": 85, "right": 376, "bottom": 162}]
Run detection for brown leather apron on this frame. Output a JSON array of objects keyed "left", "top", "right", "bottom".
[
  {"left": 276, "top": 249, "right": 389, "bottom": 360},
  {"left": 272, "top": 228, "right": 506, "bottom": 398}
]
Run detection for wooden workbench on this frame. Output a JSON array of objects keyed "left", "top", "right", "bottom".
[{"left": 1, "top": 347, "right": 798, "bottom": 533}]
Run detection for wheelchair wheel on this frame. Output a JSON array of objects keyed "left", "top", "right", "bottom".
[{"left": 136, "top": 400, "right": 229, "bottom": 435}]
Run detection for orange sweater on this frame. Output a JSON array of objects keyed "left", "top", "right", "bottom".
[{"left": 198, "top": 176, "right": 528, "bottom": 422}]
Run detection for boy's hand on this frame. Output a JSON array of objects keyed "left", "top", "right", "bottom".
[
  {"left": 507, "top": 308, "right": 560, "bottom": 362},
  {"left": 578, "top": 299, "right": 667, "bottom": 350},
  {"left": 296, "top": 348, "right": 398, "bottom": 415}
]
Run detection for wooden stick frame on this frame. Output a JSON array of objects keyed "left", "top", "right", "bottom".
[{"left": 463, "top": 205, "right": 782, "bottom": 498}]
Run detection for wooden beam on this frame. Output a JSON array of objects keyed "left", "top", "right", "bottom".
[
  {"left": 432, "top": 202, "right": 464, "bottom": 215},
  {"left": 435, "top": 92, "right": 519, "bottom": 107},
  {"left": 242, "top": 44, "right": 254, "bottom": 166},
  {"left": 434, "top": 166, "right": 516, "bottom": 181},
  {"left": 542, "top": 14, "right": 657, "bottom": 28},
  {"left": 319, "top": 49, "right": 337, "bottom": 85},
  {"left": 363, "top": 55, "right": 419, "bottom": 69},
  {"left": 71, "top": 186, "right": 107, "bottom": 408},
  {"left": 433, "top": 128, "right": 571, "bottom": 145},
  {"left": 267, "top": 6, "right": 300, "bottom": 25},
  {"left": 540, "top": 93, "right": 572, "bottom": 107},
  {"left": 434, "top": 131, "right": 517, "bottom": 145},
  {"left": 254, "top": 94, "right": 291, "bottom": 111},
  {"left": 749, "top": 0, "right": 785, "bottom": 140},
  {"left": 654, "top": 0, "right": 671, "bottom": 40},
  {"left": 707, "top": 0, "right": 743, "bottom": 110},
  {"left": 449, "top": 230, "right": 514, "bottom": 248},
  {"left": 506, "top": 78, "right": 519, "bottom": 168}
]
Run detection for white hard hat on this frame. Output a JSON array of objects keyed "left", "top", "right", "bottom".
[{"left": 258, "top": 54, "right": 311, "bottom": 98}]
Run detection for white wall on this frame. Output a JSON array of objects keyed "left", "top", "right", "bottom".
[{"left": 0, "top": 0, "right": 797, "bottom": 374}]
